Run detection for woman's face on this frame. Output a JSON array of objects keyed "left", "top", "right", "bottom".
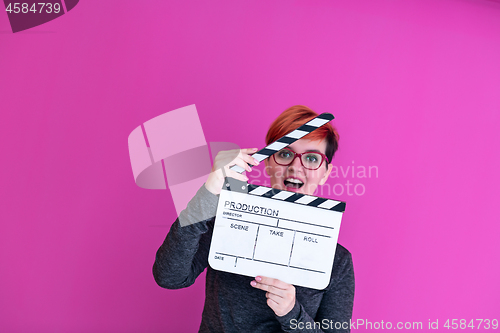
[{"left": 264, "top": 139, "right": 333, "bottom": 195}]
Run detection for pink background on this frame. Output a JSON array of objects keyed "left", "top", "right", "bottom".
[{"left": 1, "top": 0, "right": 499, "bottom": 331}]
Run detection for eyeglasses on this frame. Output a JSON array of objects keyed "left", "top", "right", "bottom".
[{"left": 272, "top": 148, "right": 329, "bottom": 170}]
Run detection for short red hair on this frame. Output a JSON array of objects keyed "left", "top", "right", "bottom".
[{"left": 265, "top": 105, "right": 339, "bottom": 163}]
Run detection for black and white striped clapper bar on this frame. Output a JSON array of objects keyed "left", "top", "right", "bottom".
[
  {"left": 209, "top": 112, "right": 347, "bottom": 290},
  {"left": 241, "top": 184, "right": 345, "bottom": 212}
]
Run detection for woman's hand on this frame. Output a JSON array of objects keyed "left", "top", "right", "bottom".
[
  {"left": 251, "top": 276, "right": 296, "bottom": 317},
  {"left": 204, "top": 148, "right": 260, "bottom": 195}
]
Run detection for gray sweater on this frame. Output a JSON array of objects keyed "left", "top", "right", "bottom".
[{"left": 153, "top": 185, "right": 355, "bottom": 332}]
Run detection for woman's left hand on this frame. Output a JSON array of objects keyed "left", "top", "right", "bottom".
[{"left": 251, "top": 276, "right": 296, "bottom": 317}]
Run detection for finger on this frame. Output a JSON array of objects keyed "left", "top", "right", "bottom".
[
  {"left": 250, "top": 280, "right": 270, "bottom": 292},
  {"left": 240, "top": 154, "right": 260, "bottom": 168},
  {"left": 240, "top": 147, "right": 259, "bottom": 155},
  {"left": 266, "top": 285, "right": 286, "bottom": 298},
  {"left": 239, "top": 149, "right": 260, "bottom": 166},
  {"left": 267, "top": 297, "right": 279, "bottom": 308},
  {"left": 266, "top": 291, "right": 284, "bottom": 301},
  {"left": 256, "top": 276, "right": 290, "bottom": 290},
  {"left": 214, "top": 148, "right": 258, "bottom": 172},
  {"left": 229, "top": 156, "right": 254, "bottom": 173},
  {"left": 250, "top": 281, "right": 285, "bottom": 299},
  {"left": 215, "top": 148, "right": 255, "bottom": 164}
]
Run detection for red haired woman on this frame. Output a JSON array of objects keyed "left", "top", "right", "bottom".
[{"left": 153, "top": 105, "right": 354, "bottom": 332}]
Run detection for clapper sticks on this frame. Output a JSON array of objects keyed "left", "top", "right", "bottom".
[{"left": 210, "top": 112, "right": 346, "bottom": 289}]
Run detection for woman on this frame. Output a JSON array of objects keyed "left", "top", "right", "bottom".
[{"left": 153, "top": 105, "right": 354, "bottom": 332}]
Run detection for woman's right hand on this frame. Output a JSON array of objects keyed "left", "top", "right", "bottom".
[{"left": 204, "top": 148, "right": 260, "bottom": 195}]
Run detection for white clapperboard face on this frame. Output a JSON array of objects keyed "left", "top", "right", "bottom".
[{"left": 208, "top": 113, "right": 347, "bottom": 290}]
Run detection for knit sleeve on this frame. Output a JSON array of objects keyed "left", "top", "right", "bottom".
[{"left": 152, "top": 184, "right": 219, "bottom": 289}]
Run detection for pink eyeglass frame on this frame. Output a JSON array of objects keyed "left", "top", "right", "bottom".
[{"left": 272, "top": 148, "right": 330, "bottom": 170}]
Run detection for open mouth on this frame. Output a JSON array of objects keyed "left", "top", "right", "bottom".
[{"left": 283, "top": 177, "right": 304, "bottom": 189}]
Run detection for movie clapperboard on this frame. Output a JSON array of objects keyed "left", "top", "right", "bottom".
[{"left": 208, "top": 113, "right": 346, "bottom": 290}]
